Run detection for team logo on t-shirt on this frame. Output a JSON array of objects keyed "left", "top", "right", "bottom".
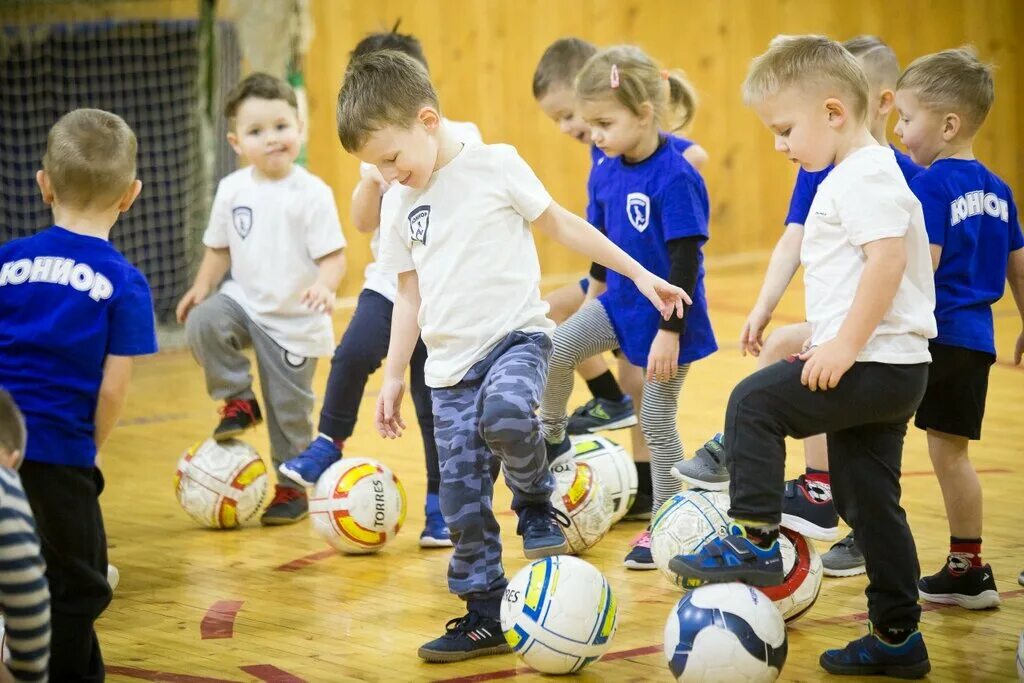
[
  {"left": 232, "top": 206, "right": 253, "bottom": 239},
  {"left": 408, "top": 204, "right": 431, "bottom": 245},
  {"left": 626, "top": 192, "right": 650, "bottom": 233}
]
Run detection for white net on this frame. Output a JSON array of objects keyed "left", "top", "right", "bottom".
[{"left": 0, "top": 1, "right": 241, "bottom": 322}]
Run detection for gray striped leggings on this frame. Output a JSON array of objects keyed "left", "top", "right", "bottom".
[{"left": 540, "top": 300, "right": 688, "bottom": 515}]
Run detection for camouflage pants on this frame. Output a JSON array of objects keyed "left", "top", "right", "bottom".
[{"left": 431, "top": 331, "right": 555, "bottom": 606}]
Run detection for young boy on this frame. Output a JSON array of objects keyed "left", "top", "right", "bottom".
[
  {"left": 673, "top": 35, "right": 923, "bottom": 579},
  {"left": 280, "top": 28, "right": 480, "bottom": 547},
  {"left": 0, "top": 108, "right": 158, "bottom": 679},
  {"left": 894, "top": 47, "right": 1024, "bottom": 610},
  {"left": 0, "top": 390, "right": 50, "bottom": 682},
  {"left": 670, "top": 36, "right": 935, "bottom": 678},
  {"left": 336, "top": 50, "right": 687, "bottom": 662},
  {"left": 176, "top": 73, "right": 347, "bottom": 525}
]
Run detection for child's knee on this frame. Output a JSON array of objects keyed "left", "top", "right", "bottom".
[
  {"left": 184, "top": 299, "right": 220, "bottom": 345},
  {"left": 479, "top": 392, "right": 532, "bottom": 445}
]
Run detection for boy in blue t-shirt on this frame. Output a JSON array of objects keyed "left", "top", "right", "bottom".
[
  {"left": 895, "top": 47, "right": 1024, "bottom": 610},
  {"left": 0, "top": 109, "right": 158, "bottom": 679}
]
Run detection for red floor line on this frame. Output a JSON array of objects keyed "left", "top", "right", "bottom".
[
  {"left": 200, "top": 600, "right": 244, "bottom": 640},
  {"left": 434, "top": 588, "right": 1024, "bottom": 683},
  {"left": 273, "top": 548, "right": 337, "bottom": 572},
  {"left": 106, "top": 666, "right": 239, "bottom": 683},
  {"left": 238, "top": 665, "right": 307, "bottom": 683}
]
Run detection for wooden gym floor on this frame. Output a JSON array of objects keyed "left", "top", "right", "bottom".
[{"left": 99, "top": 263, "right": 1023, "bottom": 682}]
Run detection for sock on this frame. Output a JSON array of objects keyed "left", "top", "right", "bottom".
[
  {"left": 636, "top": 461, "right": 652, "bottom": 495},
  {"left": 874, "top": 623, "right": 917, "bottom": 645},
  {"left": 319, "top": 432, "right": 345, "bottom": 451},
  {"left": 804, "top": 467, "right": 832, "bottom": 503},
  {"left": 425, "top": 492, "right": 441, "bottom": 516},
  {"left": 467, "top": 597, "right": 501, "bottom": 620},
  {"left": 733, "top": 519, "right": 779, "bottom": 549},
  {"left": 949, "top": 536, "right": 982, "bottom": 571},
  {"left": 805, "top": 467, "right": 830, "bottom": 486},
  {"left": 585, "top": 370, "right": 625, "bottom": 402}
]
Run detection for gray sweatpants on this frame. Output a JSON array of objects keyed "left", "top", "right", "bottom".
[
  {"left": 431, "top": 331, "right": 555, "bottom": 613},
  {"left": 185, "top": 293, "right": 317, "bottom": 491},
  {"left": 540, "top": 300, "right": 689, "bottom": 515}
]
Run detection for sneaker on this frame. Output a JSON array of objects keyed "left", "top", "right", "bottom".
[
  {"left": 819, "top": 626, "right": 930, "bottom": 678},
  {"left": 420, "top": 493, "right": 453, "bottom": 548},
  {"left": 623, "top": 490, "right": 652, "bottom": 522},
  {"left": 213, "top": 398, "right": 262, "bottom": 441},
  {"left": 780, "top": 475, "right": 839, "bottom": 541},
  {"left": 260, "top": 485, "right": 309, "bottom": 526},
  {"left": 822, "top": 531, "right": 866, "bottom": 577},
  {"left": 671, "top": 433, "right": 728, "bottom": 491},
  {"left": 918, "top": 562, "right": 1001, "bottom": 609},
  {"left": 516, "top": 503, "right": 570, "bottom": 559},
  {"left": 107, "top": 564, "right": 120, "bottom": 592},
  {"left": 668, "top": 524, "right": 784, "bottom": 589},
  {"left": 567, "top": 396, "right": 638, "bottom": 434},
  {"left": 623, "top": 529, "right": 655, "bottom": 570},
  {"left": 279, "top": 436, "right": 341, "bottom": 488},
  {"left": 545, "top": 434, "right": 572, "bottom": 467},
  {"left": 417, "top": 611, "right": 511, "bottom": 662}
]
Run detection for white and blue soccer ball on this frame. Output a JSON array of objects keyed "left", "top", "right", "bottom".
[
  {"left": 500, "top": 555, "right": 617, "bottom": 674},
  {"left": 664, "top": 582, "right": 787, "bottom": 682},
  {"left": 569, "top": 434, "right": 638, "bottom": 524},
  {"left": 650, "top": 490, "right": 732, "bottom": 585}
]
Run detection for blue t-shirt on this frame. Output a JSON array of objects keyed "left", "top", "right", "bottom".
[
  {"left": 590, "top": 136, "right": 695, "bottom": 166},
  {"left": 587, "top": 138, "right": 717, "bottom": 366},
  {"left": 0, "top": 226, "right": 158, "bottom": 467},
  {"left": 910, "top": 159, "right": 1024, "bottom": 355},
  {"left": 785, "top": 146, "right": 922, "bottom": 225}
]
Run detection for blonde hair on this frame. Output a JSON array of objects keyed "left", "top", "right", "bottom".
[
  {"left": 42, "top": 109, "right": 137, "bottom": 210},
  {"left": 743, "top": 34, "right": 869, "bottom": 123},
  {"left": 897, "top": 46, "right": 994, "bottom": 133},
  {"left": 336, "top": 49, "right": 440, "bottom": 153},
  {"left": 575, "top": 45, "right": 698, "bottom": 133},
  {"left": 843, "top": 35, "right": 900, "bottom": 94}
]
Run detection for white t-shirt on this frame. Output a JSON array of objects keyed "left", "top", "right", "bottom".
[
  {"left": 801, "top": 145, "right": 936, "bottom": 364},
  {"left": 204, "top": 165, "right": 346, "bottom": 358},
  {"left": 362, "top": 119, "right": 483, "bottom": 302},
  {"left": 377, "top": 142, "right": 555, "bottom": 387}
]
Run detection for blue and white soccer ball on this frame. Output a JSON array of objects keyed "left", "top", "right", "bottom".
[
  {"left": 664, "top": 583, "right": 788, "bottom": 682},
  {"left": 500, "top": 555, "right": 617, "bottom": 674}
]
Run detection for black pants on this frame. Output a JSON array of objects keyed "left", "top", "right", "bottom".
[
  {"left": 724, "top": 358, "right": 928, "bottom": 632},
  {"left": 319, "top": 289, "right": 440, "bottom": 493},
  {"left": 20, "top": 460, "right": 111, "bottom": 682}
]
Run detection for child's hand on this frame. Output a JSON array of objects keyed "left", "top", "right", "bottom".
[
  {"left": 740, "top": 306, "right": 772, "bottom": 357},
  {"left": 633, "top": 272, "right": 691, "bottom": 321},
  {"left": 798, "top": 338, "right": 858, "bottom": 391},
  {"left": 647, "top": 329, "right": 680, "bottom": 382},
  {"left": 175, "top": 285, "right": 210, "bottom": 323},
  {"left": 360, "top": 164, "right": 390, "bottom": 194},
  {"left": 375, "top": 378, "right": 407, "bottom": 438},
  {"left": 300, "top": 283, "right": 336, "bottom": 315}
]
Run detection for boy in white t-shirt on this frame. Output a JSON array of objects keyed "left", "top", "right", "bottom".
[
  {"left": 280, "top": 29, "right": 480, "bottom": 548},
  {"left": 669, "top": 36, "right": 935, "bottom": 678},
  {"left": 176, "top": 73, "right": 347, "bottom": 525},
  {"left": 336, "top": 50, "right": 688, "bottom": 662}
]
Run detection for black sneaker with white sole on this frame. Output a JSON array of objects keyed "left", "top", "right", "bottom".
[{"left": 918, "top": 562, "right": 1001, "bottom": 610}]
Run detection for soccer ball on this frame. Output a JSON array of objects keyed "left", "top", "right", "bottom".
[
  {"left": 664, "top": 583, "right": 787, "bottom": 682},
  {"left": 501, "top": 555, "right": 617, "bottom": 674},
  {"left": 550, "top": 461, "right": 614, "bottom": 554},
  {"left": 309, "top": 457, "right": 407, "bottom": 554},
  {"left": 174, "top": 439, "right": 268, "bottom": 529},
  {"left": 650, "top": 490, "right": 731, "bottom": 585},
  {"left": 570, "top": 435, "right": 638, "bottom": 524},
  {"left": 761, "top": 527, "right": 823, "bottom": 622}
]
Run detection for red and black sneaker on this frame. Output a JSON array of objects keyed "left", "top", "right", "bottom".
[
  {"left": 213, "top": 398, "right": 262, "bottom": 441},
  {"left": 260, "top": 485, "right": 309, "bottom": 526}
]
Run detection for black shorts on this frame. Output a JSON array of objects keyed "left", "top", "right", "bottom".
[{"left": 914, "top": 342, "right": 995, "bottom": 440}]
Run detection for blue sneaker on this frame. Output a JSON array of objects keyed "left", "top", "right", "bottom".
[
  {"left": 623, "top": 528, "right": 655, "bottom": 570},
  {"left": 820, "top": 626, "right": 930, "bottom": 678},
  {"left": 420, "top": 493, "right": 453, "bottom": 548},
  {"left": 516, "top": 503, "right": 570, "bottom": 559},
  {"left": 278, "top": 436, "right": 341, "bottom": 487},
  {"left": 417, "top": 611, "right": 510, "bottom": 662},
  {"left": 668, "top": 524, "right": 784, "bottom": 589}
]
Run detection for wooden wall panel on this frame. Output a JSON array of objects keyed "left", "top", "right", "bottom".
[{"left": 302, "top": 0, "right": 1022, "bottom": 295}]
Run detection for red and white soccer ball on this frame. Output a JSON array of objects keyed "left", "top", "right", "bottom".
[
  {"left": 761, "top": 527, "right": 823, "bottom": 622},
  {"left": 174, "top": 439, "right": 268, "bottom": 529},
  {"left": 310, "top": 457, "right": 407, "bottom": 554}
]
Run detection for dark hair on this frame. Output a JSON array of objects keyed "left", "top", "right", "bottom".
[
  {"left": 337, "top": 50, "right": 439, "bottom": 152},
  {"left": 350, "top": 20, "right": 428, "bottom": 71},
  {"left": 0, "top": 389, "right": 26, "bottom": 459},
  {"left": 532, "top": 37, "right": 598, "bottom": 99},
  {"left": 224, "top": 72, "right": 298, "bottom": 123}
]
